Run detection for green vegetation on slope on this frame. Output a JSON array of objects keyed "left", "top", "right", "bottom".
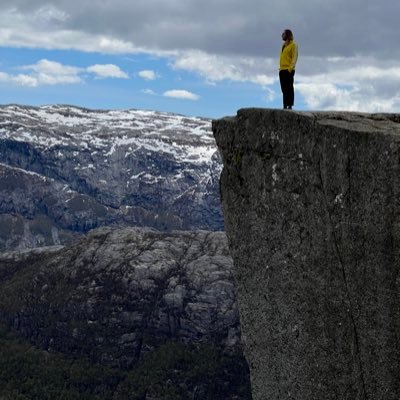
[
  {"left": 0, "top": 323, "right": 251, "bottom": 399},
  {"left": 114, "top": 342, "right": 251, "bottom": 399},
  {"left": 0, "top": 323, "right": 123, "bottom": 400}
]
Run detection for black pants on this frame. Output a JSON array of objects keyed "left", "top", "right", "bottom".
[{"left": 279, "top": 69, "right": 295, "bottom": 108}]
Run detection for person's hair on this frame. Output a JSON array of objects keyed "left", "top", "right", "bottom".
[{"left": 284, "top": 29, "right": 294, "bottom": 41}]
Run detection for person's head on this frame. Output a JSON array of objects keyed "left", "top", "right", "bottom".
[{"left": 282, "top": 29, "right": 294, "bottom": 41}]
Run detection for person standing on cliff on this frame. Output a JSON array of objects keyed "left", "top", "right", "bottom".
[{"left": 279, "top": 29, "right": 298, "bottom": 110}]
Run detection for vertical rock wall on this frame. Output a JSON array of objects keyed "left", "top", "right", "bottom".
[{"left": 213, "top": 108, "right": 400, "bottom": 400}]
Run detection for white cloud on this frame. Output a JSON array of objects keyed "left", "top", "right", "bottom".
[
  {"left": 0, "top": 19, "right": 141, "bottom": 55},
  {"left": 18, "top": 59, "right": 82, "bottom": 86},
  {"left": 171, "top": 50, "right": 276, "bottom": 86},
  {"left": 253, "top": 75, "right": 275, "bottom": 86},
  {"left": 0, "top": 72, "right": 39, "bottom": 87},
  {"left": 142, "top": 89, "right": 156, "bottom": 95},
  {"left": 0, "top": 72, "right": 10, "bottom": 82},
  {"left": 138, "top": 70, "right": 158, "bottom": 81},
  {"left": 87, "top": 64, "right": 129, "bottom": 79},
  {"left": 0, "top": 59, "right": 129, "bottom": 87},
  {"left": 264, "top": 87, "right": 277, "bottom": 102},
  {"left": 22, "top": 59, "right": 81, "bottom": 76},
  {"left": 12, "top": 74, "right": 39, "bottom": 87},
  {"left": 296, "top": 83, "right": 354, "bottom": 110},
  {"left": 295, "top": 61, "right": 400, "bottom": 112},
  {"left": 163, "top": 90, "right": 200, "bottom": 101},
  {"left": 96, "top": 37, "right": 139, "bottom": 54},
  {"left": 296, "top": 82, "right": 400, "bottom": 113},
  {"left": 172, "top": 51, "right": 245, "bottom": 82},
  {"left": 34, "top": 5, "right": 69, "bottom": 24}
]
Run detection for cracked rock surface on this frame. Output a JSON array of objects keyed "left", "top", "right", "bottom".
[
  {"left": 213, "top": 108, "right": 400, "bottom": 400},
  {"left": 0, "top": 227, "right": 242, "bottom": 369}
]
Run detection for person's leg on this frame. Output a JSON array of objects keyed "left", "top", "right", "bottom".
[
  {"left": 279, "top": 70, "right": 288, "bottom": 108},
  {"left": 288, "top": 70, "right": 295, "bottom": 108}
]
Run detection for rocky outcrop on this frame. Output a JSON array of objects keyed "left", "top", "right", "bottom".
[
  {"left": 213, "top": 108, "right": 400, "bottom": 400},
  {"left": 0, "top": 227, "right": 241, "bottom": 368},
  {"left": 0, "top": 105, "right": 223, "bottom": 250}
]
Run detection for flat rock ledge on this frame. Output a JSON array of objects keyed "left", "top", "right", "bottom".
[{"left": 213, "top": 108, "right": 400, "bottom": 400}]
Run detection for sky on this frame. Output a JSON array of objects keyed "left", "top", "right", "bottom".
[{"left": 0, "top": 0, "right": 399, "bottom": 118}]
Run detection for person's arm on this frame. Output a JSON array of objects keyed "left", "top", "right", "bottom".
[{"left": 288, "top": 43, "right": 298, "bottom": 73}]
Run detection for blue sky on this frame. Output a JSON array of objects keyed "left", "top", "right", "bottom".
[
  {"left": 0, "top": 46, "right": 299, "bottom": 118},
  {"left": 0, "top": 0, "right": 399, "bottom": 118}
]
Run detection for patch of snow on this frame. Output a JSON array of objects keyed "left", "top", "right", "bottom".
[
  {"left": 0, "top": 162, "right": 49, "bottom": 181},
  {"left": 0, "top": 104, "right": 216, "bottom": 167}
]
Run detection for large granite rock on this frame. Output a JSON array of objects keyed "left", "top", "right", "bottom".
[{"left": 213, "top": 108, "right": 400, "bottom": 400}]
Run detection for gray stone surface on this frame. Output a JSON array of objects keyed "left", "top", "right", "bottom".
[{"left": 213, "top": 108, "right": 400, "bottom": 400}]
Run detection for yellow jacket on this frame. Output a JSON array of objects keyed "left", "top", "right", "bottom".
[{"left": 279, "top": 40, "right": 298, "bottom": 72}]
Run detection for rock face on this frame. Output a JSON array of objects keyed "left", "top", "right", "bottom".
[
  {"left": 0, "top": 227, "right": 241, "bottom": 369},
  {"left": 0, "top": 105, "right": 223, "bottom": 250},
  {"left": 213, "top": 108, "right": 400, "bottom": 400}
]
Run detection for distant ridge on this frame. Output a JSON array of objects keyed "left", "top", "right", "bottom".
[{"left": 0, "top": 104, "right": 223, "bottom": 251}]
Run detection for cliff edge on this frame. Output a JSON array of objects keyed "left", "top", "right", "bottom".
[{"left": 213, "top": 108, "right": 400, "bottom": 400}]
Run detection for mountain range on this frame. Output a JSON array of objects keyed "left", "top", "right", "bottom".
[
  {"left": 0, "top": 104, "right": 223, "bottom": 251},
  {"left": 0, "top": 104, "right": 254, "bottom": 398}
]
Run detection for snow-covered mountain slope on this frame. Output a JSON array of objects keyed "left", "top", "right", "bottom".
[{"left": 0, "top": 104, "right": 223, "bottom": 250}]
